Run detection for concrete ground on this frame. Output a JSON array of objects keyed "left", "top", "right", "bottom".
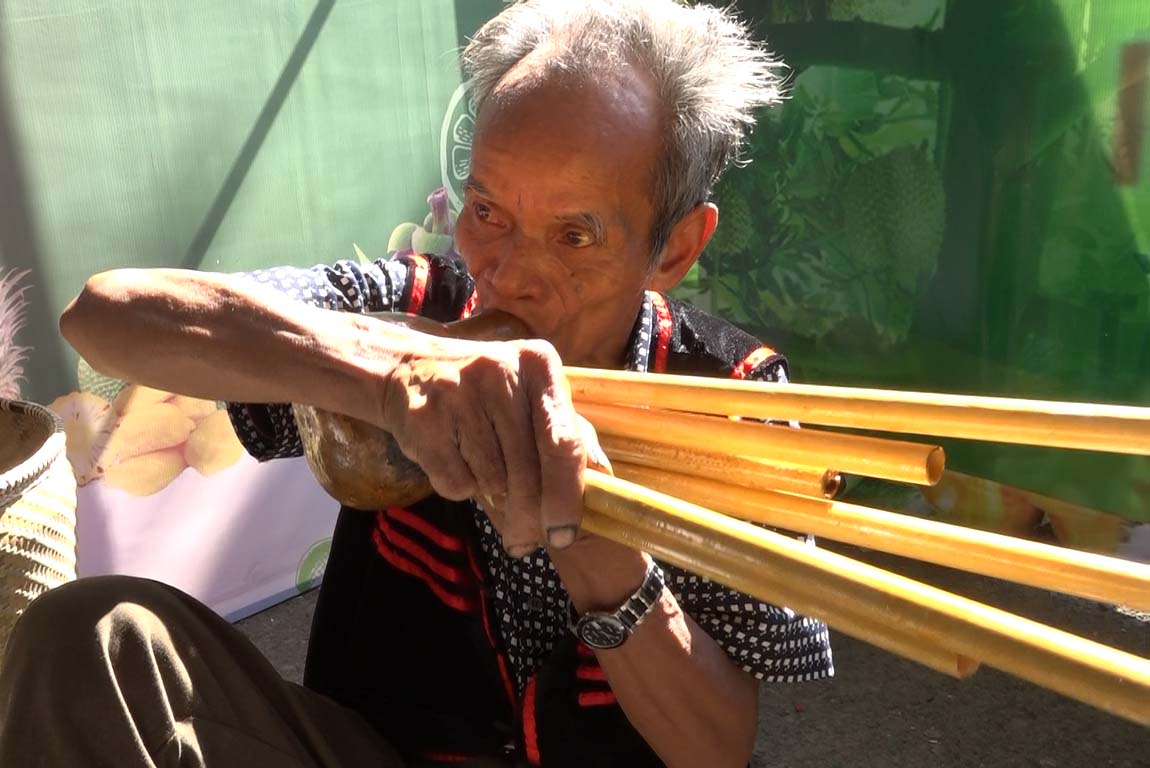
[{"left": 237, "top": 545, "right": 1150, "bottom": 768}]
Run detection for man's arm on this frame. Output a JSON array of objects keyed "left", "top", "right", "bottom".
[
  {"left": 61, "top": 268, "right": 404, "bottom": 428},
  {"left": 61, "top": 265, "right": 587, "bottom": 544},
  {"left": 550, "top": 538, "right": 760, "bottom": 768}
]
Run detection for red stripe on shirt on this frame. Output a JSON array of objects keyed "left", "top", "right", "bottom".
[
  {"left": 467, "top": 545, "right": 518, "bottom": 708},
  {"left": 376, "top": 515, "right": 467, "bottom": 584},
  {"left": 577, "top": 690, "right": 618, "bottom": 707},
  {"left": 386, "top": 507, "right": 465, "bottom": 552},
  {"left": 371, "top": 528, "right": 475, "bottom": 612},
  {"left": 407, "top": 253, "right": 431, "bottom": 315},
  {"left": 576, "top": 664, "right": 608, "bottom": 681},
  {"left": 461, "top": 288, "right": 479, "bottom": 319},
  {"left": 522, "top": 675, "right": 541, "bottom": 765},
  {"left": 650, "top": 292, "right": 673, "bottom": 373},
  {"left": 731, "top": 346, "right": 779, "bottom": 380}
]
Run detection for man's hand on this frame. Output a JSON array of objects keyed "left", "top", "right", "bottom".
[{"left": 380, "top": 336, "right": 586, "bottom": 556}]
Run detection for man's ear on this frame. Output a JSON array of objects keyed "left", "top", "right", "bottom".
[{"left": 647, "top": 202, "right": 718, "bottom": 291}]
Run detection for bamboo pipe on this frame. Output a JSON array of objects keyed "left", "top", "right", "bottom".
[
  {"left": 598, "top": 434, "right": 842, "bottom": 499},
  {"left": 578, "top": 401, "right": 945, "bottom": 486},
  {"left": 567, "top": 368, "right": 1150, "bottom": 456},
  {"left": 612, "top": 462, "right": 1150, "bottom": 612},
  {"left": 584, "top": 508, "right": 978, "bottom": 679},
  {"left": 581, "top": 473, "right": 1150, "bottom": 726}
]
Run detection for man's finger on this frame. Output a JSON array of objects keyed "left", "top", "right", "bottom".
[
  {"left": 457, "top": 406, "right": 509, "bottom": 503},
  {"left": 522, "top": 343, "right": 585, "bottom": 549},
  {"left": 420, "top": 443, "right": 479, "bottom": 502},
  {"left": 489, "top": 390, "right": 544, "bottom": 555},
  {"left": 576, "top": 414, "right": 613, "bottom": 475}
]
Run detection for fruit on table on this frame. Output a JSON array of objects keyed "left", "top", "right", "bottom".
[
  {"left": 842, "top": 145, "right": 945, "bottom": 294},
  {"left": 386, "top": 187, "right": 460, "bottom": 259},
  {"left": 185, "top": 410, "right": 244, "bottom": 476},
  {"left": 102, "top": 402, "right": 195, "bottom": 464},
  {"left": 920, "top": 470, "right": 1044, "bottom": 537},
  {"left": 707, "top": 185, "right": 753, "bottom": 258},
  {"left": 48, "top": 391, "right": 114, "bottom": 485},
  {"left": 49, "top": 383, "right": 245, "bottom": 496},
  {"left": 1040, "top": 495, "right": 1128, "bottom": 555},
  {"left": 103, "top": 447, "right": 187, "bottom": 497},
  {"left": 170, "top": 394, "right": 220, "bottom": 422},
  {"left": 77, "top": 356, "right": 126, "bottom": 402}
]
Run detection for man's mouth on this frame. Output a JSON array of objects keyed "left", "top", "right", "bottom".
[{"left": 472, "top": 303, "right": 540, "bottom": 341}]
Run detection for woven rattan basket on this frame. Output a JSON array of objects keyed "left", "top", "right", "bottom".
[{"left": 0, "top": 400, "right": 77, "bottom": 660}]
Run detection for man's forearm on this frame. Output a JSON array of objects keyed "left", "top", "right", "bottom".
[
  {"left": 551, "top": 538, "right": 759, "bottom": 768},
  {"left": 60, "top": 268, "right": 399, "bottom": 426}
]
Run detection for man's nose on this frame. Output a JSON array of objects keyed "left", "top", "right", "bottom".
[{"left": 485, "top": 244, "right": 543, "bottom": 301}]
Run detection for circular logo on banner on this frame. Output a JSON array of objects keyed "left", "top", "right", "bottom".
[
  {"left": 296, "top": 537, "right": 332, "bottom": 593},
  {"left": 440, "top": 83, "right": 477, "bottom": 212}
]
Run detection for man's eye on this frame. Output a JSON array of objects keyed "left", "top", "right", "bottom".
[
  {"left": 474, "top": 203, "right": 493, "bottom": 222},
  {"left": 564, "top": 230, "right": 594, "bottom": 247}
]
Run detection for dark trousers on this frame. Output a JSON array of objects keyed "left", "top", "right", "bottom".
[{"left": 0, "top": 576, "right": 419, "bottom": 767}]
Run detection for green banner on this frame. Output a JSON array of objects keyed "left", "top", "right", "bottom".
[
  {"left": 1, "top": 0, "right": 500, "bottom": 403},
  {"left": 678, "top": 0, "right": 1150, "bottom": 542}
]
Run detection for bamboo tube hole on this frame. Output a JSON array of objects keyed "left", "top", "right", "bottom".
[
  {"left": 926, "top": 447, "right": 946, "bottom": 485},
  {"left": 823, "top": 471, "right": 844, "bottom": 498}
]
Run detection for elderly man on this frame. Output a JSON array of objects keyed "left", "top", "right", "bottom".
[{"left": 0, "top": 1, "right": 832, "bottom": 766}]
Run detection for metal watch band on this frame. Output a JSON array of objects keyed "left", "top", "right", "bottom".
[{"left": 568, "top": 558, "right": 666, "bottom": 649}]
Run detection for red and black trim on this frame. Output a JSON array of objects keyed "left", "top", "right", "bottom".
[
  {"left": 405, "top": 253, "right": 432, "bottom": 315},
  {"left": 573, "top": 643, "right": 617, "bottom": 708},
  {"left": 522, "top": 675, "right": 542, "bottom": 765},
  {"left": 461, "top": 288, "right": 479, "bottom": 319},
  {"left": 467, "top": 544, "right": 519, "bottom": 709},
  {"left": 649, "top": 291, "right": 674, "bottom": 374},
  {"left": 731, "top": 345, "right": 782, "bottom": 380},
  {"left": 371, "top": 508, "right": 478, "bottom": 614}
]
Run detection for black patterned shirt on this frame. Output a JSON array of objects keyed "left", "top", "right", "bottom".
[{"left": 226, "top": 256, "right": 834, "bottom": 692}]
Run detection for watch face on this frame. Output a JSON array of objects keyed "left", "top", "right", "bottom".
[{"left": 577, "top": 614, "right": 628, "bottom": 649}]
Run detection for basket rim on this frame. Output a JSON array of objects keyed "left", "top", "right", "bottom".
[{"left": 0, "top": 399, "right": 67, "bottom": 506}]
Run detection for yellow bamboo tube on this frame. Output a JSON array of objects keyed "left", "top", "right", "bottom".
[
  {"left": 598, "top": 434, "right": 842, "bottom": 499},
  {"left": 566, "top": 367, "right": 1150, "bottom": 456},
  {"left": 814, "top": 604, "right": 980, "bottom": 679},
  {"left": 582, "top": 472, "right": 1150, "bottom": 726},
  {"left": 584, "top": 497, "right": 975, "bottom": 677},
  {"left": 578, "top": 401, "right": 945, "bottom": 486},
  {"left": 612, "top": 462, "right": 1150, "bottom": 612},
  {"left": 584, "top": 508, "right": 978, "bottom": 679}
]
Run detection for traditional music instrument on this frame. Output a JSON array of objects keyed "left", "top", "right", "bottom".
[{"left": 292, "top": 311, "right": 1150, "bottom": 727}]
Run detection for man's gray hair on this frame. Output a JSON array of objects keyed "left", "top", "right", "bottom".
[{"left": 461, "top": 0, "right": 786, "bottom": 263}]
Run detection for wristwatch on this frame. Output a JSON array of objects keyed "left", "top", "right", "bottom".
[{"left": 568, "top": 558, "right": 665, "bottom": 650}]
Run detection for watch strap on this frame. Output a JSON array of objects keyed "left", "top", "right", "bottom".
[{"left": 568, "top": 558, "right": 665, "bottom": 649}]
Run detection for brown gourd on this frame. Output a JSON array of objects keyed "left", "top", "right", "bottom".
[{"left": 293, "top": 311, "right": 529, "bottom": 510}]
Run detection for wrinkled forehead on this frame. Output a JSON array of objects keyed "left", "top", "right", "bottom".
[{"left": 472, "top": 58, "right": 665, "bottom": 185}]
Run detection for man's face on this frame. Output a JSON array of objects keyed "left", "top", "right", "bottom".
[{"left": 453, "top": 64, "right": 664, "bottom": 367}]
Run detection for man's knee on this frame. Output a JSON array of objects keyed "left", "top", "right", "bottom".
[{"left": 4, "top": 575, "right": 185, "bottom": 663}]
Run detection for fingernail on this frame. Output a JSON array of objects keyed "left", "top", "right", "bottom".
[
  {"left": 506, "top": 544, "right": 537, "bottom": 559},
  {"left": 547, "top": 524, "right": 578, "bottom": 549}
]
